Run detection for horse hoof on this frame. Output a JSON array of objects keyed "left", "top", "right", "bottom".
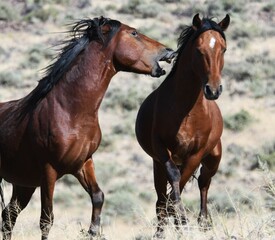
[
  {"left": 198, "top": 215, "right": 212, "bottom": 231},
  {"left": 153, "top": 231, "right": 165, "bottom": 239},
  {"left": 174, "top": 215, "right": 188, "bottom": 227},
  {"left": 86, "top": 227, "right": 107, "bottom": 240},
  {"left": 91, "top": 236, "right": 107, "bottom": 240},
  {"left": 80, "top": 228, "right": 106, "bottom": 240}
]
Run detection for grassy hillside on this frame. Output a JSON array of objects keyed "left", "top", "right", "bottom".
[{"left": 0, "top": 0, "right": 274, "bottom": 239}]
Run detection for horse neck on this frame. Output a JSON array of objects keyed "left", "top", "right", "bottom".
[
  {"left": 53, "top": 42, "right": 116, "bottom": 115},
  {"left": 165, "top": 47, "right": 204, "bottom": 111}
]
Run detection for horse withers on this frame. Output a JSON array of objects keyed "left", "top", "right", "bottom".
[
  {"left": 0, "top": 16, "right": 175, "bottom": 240},
  {"left": 135, "top": 14, "right": 230, "bottom": 238}
]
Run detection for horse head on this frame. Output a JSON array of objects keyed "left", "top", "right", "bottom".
[
  {"left": 192, "top": 14, "right": 230, "bottom": 100},
  {"left": 111, "top": 23, "right": 176, "bottom": 77},
  {"left": 71, "top": 16, "right": 175, "bottom": 78}
]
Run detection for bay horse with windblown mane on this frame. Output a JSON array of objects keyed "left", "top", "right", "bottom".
[
  {"left": 135, "top": 14, "right": 230, "bottom": 238},
  {"left": 0, "top": 16, "right": 175, "bottom": 240}
]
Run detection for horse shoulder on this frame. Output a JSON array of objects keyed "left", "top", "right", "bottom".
[
  {"left": 202, "top": 101, "right": 223, "bottom": 155},
  {"left": 209, "top": 101, "right": 223, "bottom": 133}
]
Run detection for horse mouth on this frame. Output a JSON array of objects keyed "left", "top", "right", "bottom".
[
  {"left": 151, "top": 50, "right": 176, "bottom": 77},
  {"left": 160, "top": 50, "right": 176, "bottom": 63}
]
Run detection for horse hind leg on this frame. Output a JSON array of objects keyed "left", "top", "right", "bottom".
[
  {"left": 2, "top": 185, "right": 36, "bottom": 240},
  {"left": 198, "top": 140, "right": 222, "bottom": 230},
  {"left": 74, "top": 158, "right": 104, "bottom": 238}
]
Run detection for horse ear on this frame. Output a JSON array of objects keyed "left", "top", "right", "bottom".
[
  {"left": 192, "top": 13, "right": 202, "bottom": 30},
  {"left": 219, "top": 14, "right": 230, "bottom": 31}
]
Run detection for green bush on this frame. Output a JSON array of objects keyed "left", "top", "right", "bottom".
[
  {"left": 94, "top": 162, "right": 126, "bottom": 185},
  {"left": 0, "top": 1, "right": 19, "bottom": 21},
  {"left": 253, "top": 142, "right": 275, "bottom": 171},
  {"left": 0, "top": 71, "right": 21, "bottom": 87},
  {"left": 24, "top": 5, "right": 59, "bottom": 23},
  {"left": 262, "top": 2, "right": 275, "bottom": 12},
  {"left": 98, "top": 134, "right": 114, "bottom": 152},
  {"left": 119, "top": 0, "right": 145, "bottom": 14},
  {"left": 103, "top": 86, "right": 144, "bottom": 112},
  {"left": 111, "top": 118, "right": 135, "bottom": 136},
  {"left": 60, "top": 175, "right": 79, "bottom": 186},
  {"left": 224, "top": 62, "right": 252, "bottom": 82},
  {"left": 119, "top": 0, "right": 163, "bottom": 18},
  {"left": 224, "top": 109, "right": 253, "bottom": 132},
  {"left": 105, "top": 183, "right": 137, "bottom": 219},
  {"left": 260, "top": 152, "right": 275, "bottom": 171},
  {"left": 221, "top": 0, "right": 247, "bottom": 13},
  {"left": 21, "top": 44, "right": 53, "bottom": 69},
  {"left": 139, "top": 191, "right": 153, "bottom": 202},
  {"left": 136, "top": 2, "right": 163, "bottom": 18},
  {"left": 206, "top": 1, "right": 224, "bottom": 16},
  {"left": 224, "top": 52, "right": 275, "bottom": 98},
  {"left": 209, "top": 189, "right": 256, "bottom": 214}
]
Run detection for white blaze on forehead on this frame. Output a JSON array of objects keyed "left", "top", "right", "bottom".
[{"left": 209, "top": 37, "right": 216, "bottom": 49}]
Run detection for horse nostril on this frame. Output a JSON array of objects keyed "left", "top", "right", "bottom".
[
  {"left": 219, "top": 84, "right": 223, "bottom": 94},
  {"left": 204, "top": 84, "right": 212, "bottom": 96}
]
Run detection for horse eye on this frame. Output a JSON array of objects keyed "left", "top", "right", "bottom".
[{"left": 131, "top": 31, "right": 138, "bottom": 37}]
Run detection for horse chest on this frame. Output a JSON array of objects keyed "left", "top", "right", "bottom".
[
  {"left": 174, "top": 131, "right": 195, "bottom": 154},
  {"left": 170, "top": 116, "right": 211, "bottom": 164}
]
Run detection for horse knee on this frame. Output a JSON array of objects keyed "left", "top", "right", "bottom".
[
  {"left": 164, "top": 161, "right": 181, "bottom": 182},
  {"left": 92, "top": 190, "right": 104, "bottom": 209}
]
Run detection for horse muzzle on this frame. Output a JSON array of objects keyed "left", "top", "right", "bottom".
[
  {"left": 203, "top": 83, "right": 223, "bottom": 100},
  {"left": 151, "top": 48, "right": 176, "bottom": 77}
]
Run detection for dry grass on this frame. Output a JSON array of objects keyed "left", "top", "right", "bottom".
[
  {"left": 7, "top": 194, "right": 274, "bottom": 240},
  {"left": 3, "top": 164, "right": 273, "bottom": 240}
]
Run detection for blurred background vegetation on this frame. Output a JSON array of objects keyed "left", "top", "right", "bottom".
[{"left": 0, "top": 0, "right": 274, "bottom": 239}]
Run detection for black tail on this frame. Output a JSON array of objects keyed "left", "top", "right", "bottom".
[{"left": 0, "top": 178, "right": 5, "bottom": 210}]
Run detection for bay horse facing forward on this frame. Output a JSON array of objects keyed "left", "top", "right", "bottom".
[
  {"left": 135, "top": 14, "right": 230, "bottom": 238},
  {"left": 0, "top": 17, "right": 175, "bottom": 240}
]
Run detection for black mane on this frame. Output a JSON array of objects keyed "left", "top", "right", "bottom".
[
  {"left": 177, "top": 17, "right": 225, "bottom": 53},
  {"left": 168, "top": 17, "right": 226, "bottom": 78},
  {"left": 20, "top": 16, "right": 121, "bottom": 117}
]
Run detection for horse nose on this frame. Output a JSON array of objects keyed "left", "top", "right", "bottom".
[{"left": 204, "top": 84, "right": 223, "bottom": 100}]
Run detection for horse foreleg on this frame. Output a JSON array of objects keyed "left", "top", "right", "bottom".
[
  {"left": 198, "top": 140, "right": 222, "bottom": 230},
  {"left": 2, "top": 185, "right": 35, "bottom": 240},
  {"left": 0, "top": 178, "right": 5, "bottom": 210},
  {"left": 153, "top": 160, "right": 168, "bottom": 239},
  {"left": 176, "top": 153, "right": 205, "bottom": 227},
  {"left": 75, "top": 158, "right": 104, "bottom": 238},
  {"left": 40, "top": 163, "right": 57, "bottom": 240}
]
